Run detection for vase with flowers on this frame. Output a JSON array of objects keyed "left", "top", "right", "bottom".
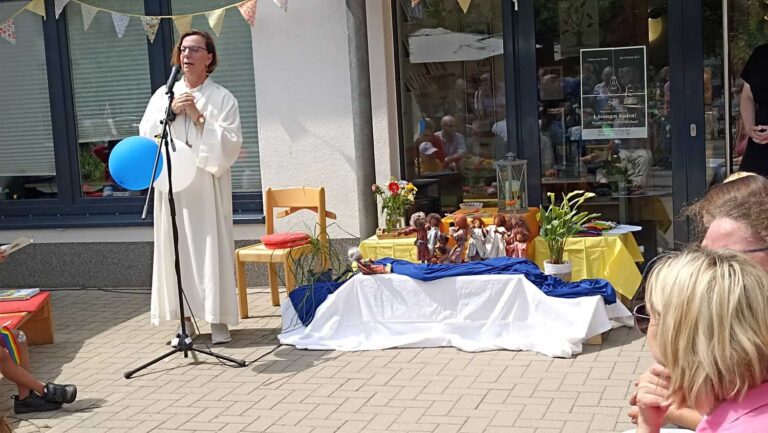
[{"left": 372, "top": 179, "right": 417, "bottom": 234}]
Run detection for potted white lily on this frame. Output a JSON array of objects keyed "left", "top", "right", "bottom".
[{"left": 537, "top": 190, "right": 600, "bottom": 280}]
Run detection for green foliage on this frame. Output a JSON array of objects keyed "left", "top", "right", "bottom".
[
  {"left": 79, "top": 146, "right": 105, "bottom": 183},
  {"left": 537, "top": 190, "right": 600, "bottom": 264}
]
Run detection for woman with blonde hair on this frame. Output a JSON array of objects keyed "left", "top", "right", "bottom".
[{"left": 633, "top": 248, "right": 768, "bottom": 432}]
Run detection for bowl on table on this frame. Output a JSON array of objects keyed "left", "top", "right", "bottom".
[{"left": 458, "top": 202, "right": 483, "bottom": 211}]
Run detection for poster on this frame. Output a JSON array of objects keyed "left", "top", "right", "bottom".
[
  {"left": 558, "top": 0, "right": 599, "bottom": 58},
  {"left": 580, "top": 46, "right": 648, "bottom": 140}
]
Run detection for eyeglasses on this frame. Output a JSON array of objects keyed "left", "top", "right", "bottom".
[
  {"left": 180, "top": 46, "right": 208, "bottom": 54},
  {"left": 741, "top": 246, "right": 768, "bottom": 254},
  {"left": 633, "top": 303, "right": 651, "bottom": 335}
]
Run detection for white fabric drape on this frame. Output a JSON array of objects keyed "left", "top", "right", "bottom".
[{"left": 279, "top": 274, "right": 633, "bottom": 358}]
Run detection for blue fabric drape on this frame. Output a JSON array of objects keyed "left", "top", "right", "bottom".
[
  {"left": 374, "top": 257, "right": 617, "bottom": 304},
  {"left": 290, "top": 257, "right": 617, "bottom": 326}
]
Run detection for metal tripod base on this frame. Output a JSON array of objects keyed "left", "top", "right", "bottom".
[{"left": 123, "top": 333, "right": 246, "bottom": 379}]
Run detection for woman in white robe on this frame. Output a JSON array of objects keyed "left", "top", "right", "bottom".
[{"left": 139, "top": 30, "right": 242, "bottom": 344}]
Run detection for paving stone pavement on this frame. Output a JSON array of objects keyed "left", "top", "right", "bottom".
[{"left": 0, "top": 287, "right": 653, "bottom": 433}]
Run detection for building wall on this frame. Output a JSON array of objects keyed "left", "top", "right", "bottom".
[{"left": 251, "top": 0, "right": 398, "bottom": 239}]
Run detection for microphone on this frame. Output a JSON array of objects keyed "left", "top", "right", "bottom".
[{"left": 165, "top": 65, "right": 181, "bottom": 95}]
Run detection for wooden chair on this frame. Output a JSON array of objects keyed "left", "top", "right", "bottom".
[{"left": 235, "top": 187, "right": 336, "bottom": 318}]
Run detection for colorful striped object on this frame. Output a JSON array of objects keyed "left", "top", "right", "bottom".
[{"left": 0, "top": 326, "right": 21, "bottom": 365}]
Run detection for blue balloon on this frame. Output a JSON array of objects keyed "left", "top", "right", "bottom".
[{"left": 108, "top": 136, "right": 162, "bottom": 191}]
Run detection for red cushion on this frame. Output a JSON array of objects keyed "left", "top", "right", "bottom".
[
  {"left": 0, "top": 292, "right": 50, "bottom": 314},
  {"left": 261, "top": 232, "right": 311, "bottom": 249},
  {"left": 0, "top": 314, "right": 27, "bottom": 329}
]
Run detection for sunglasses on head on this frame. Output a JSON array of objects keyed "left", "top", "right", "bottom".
[{"left": 633, "top": 303, "right": 651, "bottom": 334}]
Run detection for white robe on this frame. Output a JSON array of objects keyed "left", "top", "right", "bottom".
[{"left": 140, "top": 77, "right": 242, "bottom": 326}]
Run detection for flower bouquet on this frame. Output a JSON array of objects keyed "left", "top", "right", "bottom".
[{"left": 372, "top": 179, "right": 417, "bottom": 236}]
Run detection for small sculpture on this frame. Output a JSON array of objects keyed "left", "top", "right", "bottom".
[
  {"left": 448, "top": 215, "right": 469, "bottom": 263},
  {"left": 399, "top": 212, "right": 430, "bottom": 263},
  {"left": 504, "top": 213, "right": 530, "bottom": 259},
  {"left": 348, "top": 247, "right": 390, "bottom": 275},
  {"left": 426, "top": 213, "right": 442, "bottom": 255},
  {"left": 487, "top": 213, "right": 508, "bottom": 258},
  {"left": 430, "top": 233, "right": 450, "bottom": 264},
  {"left": 467, "top": 217, "right": 488, "bottom": 261}
]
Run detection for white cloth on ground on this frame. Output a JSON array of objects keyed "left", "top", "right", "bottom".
[
  {"left": 279, "top": 274, "right": 633, "bottom": 358},
  {"left": 140, "top": 77, "right": 242, "bottom": 326}
]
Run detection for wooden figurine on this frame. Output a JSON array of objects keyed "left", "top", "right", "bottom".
[
  {"left": 467, "top": 217, "right": 488, "bottom": 261},
  {"left": 426, "top": 212, "right": 442, "bottom": 255},
  {"left": 399, "top": 212, "right": 430, "bottom": 263},
  {"left": 430, "top": 234, "right": 450, "bottom": 264},
  {"left": 504, "top": 213, "right": 530, "bottom": 259},
  {"left": 448, "top": 215, "right": 469, "bottom": 263}
]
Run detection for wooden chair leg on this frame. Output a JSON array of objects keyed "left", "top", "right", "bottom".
[
  {"left": 267, "top": 263, "right": 280, "bottom": 307},
  {"left": 283, "top": 258, "right": 297, "bottom": 295},
  {"left": 235, "top": 256, "right": 249, "bottom": 319}
]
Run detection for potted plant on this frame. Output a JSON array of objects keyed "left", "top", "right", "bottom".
[{"left": 537, "top": 190, "right": 600, "bottom": 280}]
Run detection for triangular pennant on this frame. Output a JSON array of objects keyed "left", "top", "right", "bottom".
[
  {"left": 457, "top": 0, "right": 471, "bottom": 13},
  {"left": 173, "top": 15, "right": 193, "bottom": 35},
  {"left": 111, "top": 13, "right": 129, "bottom": 38},
  {"left": 54, "top": 0, "right": 72, "bottom": 19},
  {"left": 273, "top": 0, "right": 287, "bottom": 12},
  {"left": 140, "top": 16, "right": 160, "bottom": 43},
  {"left": 25, "top": 0, "right": 46, "bottom": 19},
  {"left": 81, "top": 3, "right": 98, "bottom": 30},
  {"left": 205, "top": 8, "right": 225, "bottom": 36},
  {"left": 0, "top": 18, "right": 16, "bottom": 45},
  {"left": 238, "top": 0, "right": 257, "bottom": 27}
]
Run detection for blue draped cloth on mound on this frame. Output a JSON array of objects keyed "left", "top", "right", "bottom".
[
  {"left": 289, "top": 280, "right": 345, "bottom": 326},
  {"left": 289, "top": 257, "right": 617, "bottom": 326},
  {"left": 374, "top": 257, "right": 617, "bottom": 305}
]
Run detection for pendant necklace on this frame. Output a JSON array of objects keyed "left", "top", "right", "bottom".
[{"left": 183, "top": 87, "right": 198, "bottom": 146}]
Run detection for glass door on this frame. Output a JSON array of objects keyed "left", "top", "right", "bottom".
[
  {"left": 702, "top": 0, "right": 768, "bottom": 187},
  {"left": 529, "top": 0, "right": 675, "bottom": 259}
]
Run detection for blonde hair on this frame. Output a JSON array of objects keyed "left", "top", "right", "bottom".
[
  {"left": 645, "top": 248, "right": 768, "bottom": 413},
  {"left": 723, "top": 171, "right": 756, "bottom": 183}
]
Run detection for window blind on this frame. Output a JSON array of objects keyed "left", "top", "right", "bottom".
[
  {"left": 0, "top": 2, "right": 55, "bottom": 177},
  {"left": 66, "top": 1, "right": 152, "bottom": 146},
  {"left": 173, "top": 0, "right": 262, "bottom": 193}
]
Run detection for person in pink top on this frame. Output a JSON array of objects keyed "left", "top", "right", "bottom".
[{"left": 632, "top": 248, "right": 768, "bottom": 433}]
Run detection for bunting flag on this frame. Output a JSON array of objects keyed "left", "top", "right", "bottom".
[
  {"left": 140, "top": 16, "right": 160, "bottom": 43},
  {"left": 111, "top": 13, "right": 129, "bottom": 38},
  {"left": 0, "top": 18, "right": 16, "bottom": 45},
  {"left": 81, "top": 3, "right": 98, "bottom": 31},
  {"left": 238, "top": 0, "right": 257, "bottom": 27},
  {"left": 457, "top": 0, "right": 472, "bottom": 13},
  {"left": 4, "top": 0, "right": 264, "bottom": 44},
  {"left": 54, "top": 0, "right": 72, "bottom": 19},
  {"left": 25, "top": 0, "right": 46, "bottom": 19},
  {"left": 205, "top": 8, "right": 225, "bottom": 36},
  {"left": 273, "top": 0, "right": 288, "bottom": 12},
  {"left": 173, "top": 15, "right": 193, "bottom": 35}
]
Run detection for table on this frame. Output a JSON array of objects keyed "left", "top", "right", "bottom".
[
  {"left": 359, "top": 235, "right": 420, "bottom": 262},
  {"left": 532, "top": 233, "right": 644, "bottom": 300}
]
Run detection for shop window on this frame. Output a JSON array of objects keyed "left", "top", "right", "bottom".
[
  {"left": 65, "top": 1, "right": 151, "bottom": 198},
  {"left": 394, "top": 0, "right": 506, "bottom": 213},
  {"left": 0, "top": 1, "right": 56, "bottom": 201}
]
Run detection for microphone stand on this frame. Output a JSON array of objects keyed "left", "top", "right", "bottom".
[{"left": 125, "top": 82, "right": 246, "bottom": 379}]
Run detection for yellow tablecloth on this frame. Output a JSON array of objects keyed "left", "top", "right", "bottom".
[
  {"left": 532, "top": 233, "right": 644, "bottom": 299},
  {"left": 359, "top": 235, "right": 420, "bottom": 262}
]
